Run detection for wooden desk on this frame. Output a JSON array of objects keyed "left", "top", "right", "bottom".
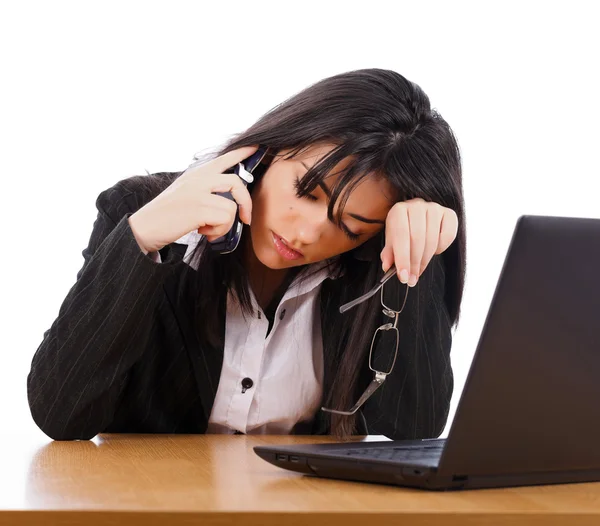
[{"left": 1, "top": 434, "right": 600, "bottom": 525}]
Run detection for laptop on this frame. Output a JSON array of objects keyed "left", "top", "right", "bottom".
[{"left": 254, "top": 215, "right": 600, "bottom": 490}]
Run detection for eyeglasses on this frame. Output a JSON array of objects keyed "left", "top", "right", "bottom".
[{"left": 321, "top": 264, "right": 409, "bottom": 416}]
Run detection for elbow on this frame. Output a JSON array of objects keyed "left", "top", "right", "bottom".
[
  {"left": 36, "top": 425, "right": 95, "bottom": 442},
  {"left": 29, "top": 404, "right": 97, "bottom": 441},
  {"left": 27, "top": 373, "right": 97, "bottom": 441}
]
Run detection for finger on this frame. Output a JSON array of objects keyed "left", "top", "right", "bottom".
[
  {"left": 436, "top": 209, "right": 459, "bottom": 254},
  {"left": 420, "top": 207, "right": 443, "bottom": 277},
  {"left": 380, "top": 242, "right": 394, "bottom": 272},
  {"left": 206, "top": 145, "right": 260, "bottom": 175},
  {"left": 198, "top": 223, "right": 232, "bottom": 241},
  {"left": 196, "top": 193, "right": 239, "bottom": 230},
  {"left": 209, "top": 173, "right": 254, "bottom": 225},
  {"left": 196, "top": 210, "right": 233, "bottom": 238},
  {"left": 198, "top": 217, "right": 235, "bottom": 242},
  {"left": 407, "top": 205, "right": 427, "bottom": 287},
  {"left": 388, "top": 206, "right": 411, "bottom": 285}
]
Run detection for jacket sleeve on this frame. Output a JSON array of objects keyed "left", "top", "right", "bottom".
[
  {"left": 27, "top": 178, "right": 181, "bottom": 440},
  {"left": 361, "top": 254, "right": 454, "bottom": 440}
]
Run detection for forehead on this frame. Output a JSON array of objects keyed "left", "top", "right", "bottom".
[{"left": 293, "top": 143, "right": 396, "bottom": 211}]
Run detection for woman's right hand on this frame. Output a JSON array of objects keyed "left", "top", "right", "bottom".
[{"left": 128, "top": 145, "right": 259, "bottom": 254}]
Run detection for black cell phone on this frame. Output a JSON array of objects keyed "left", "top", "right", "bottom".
[{"left": 207, "top": 146, "right": 269, "bottom": 254}]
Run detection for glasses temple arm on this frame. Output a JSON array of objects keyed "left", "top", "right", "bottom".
[
  {"left": 339, "top": 265, "right": 397, "bottom": 313},
  {"left": 321, "top": 372, "right": 387, "bottom": 416}
]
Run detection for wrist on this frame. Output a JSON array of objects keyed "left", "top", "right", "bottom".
[{"left": 128, "top": 213, "right": 151, "bottom": 255}]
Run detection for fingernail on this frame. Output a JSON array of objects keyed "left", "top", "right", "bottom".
[
  {"left": 408, "top": 274, "right": 418, "bottom": 287},
  {"left": 399, "top": 269, "right": 409, "bottom": 283}
]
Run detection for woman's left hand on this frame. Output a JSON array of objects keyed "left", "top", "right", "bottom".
[{"left": 380, "top": 198, "right": 459, "bottom": 287}]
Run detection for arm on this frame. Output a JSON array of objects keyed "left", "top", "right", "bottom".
[
  {"left": 27, "top": 178, "right": 180, "bottom": 440},
  {"left": 361, "top": 254, "right": 454, "bottom": 440}
]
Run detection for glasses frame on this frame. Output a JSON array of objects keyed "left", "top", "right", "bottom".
[{"left": 322, "top": 265, "right": 409, "bottom": 416}]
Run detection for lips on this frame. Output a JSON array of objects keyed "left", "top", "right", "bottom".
[{"left": 272, "top": 231, "right": 303, "bottom": 260}]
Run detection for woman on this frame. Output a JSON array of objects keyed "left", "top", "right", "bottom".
[{"left": 27, "top": 68, "right": 465, "bottom": 441}]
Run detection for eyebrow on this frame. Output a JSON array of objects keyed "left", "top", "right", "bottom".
[{"left": 300, "top": 160, "right": 386, "bottom": 225}]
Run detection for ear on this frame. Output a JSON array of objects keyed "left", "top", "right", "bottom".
[{"left": 352, "top": 231, "right": 384, "bottom": 261}]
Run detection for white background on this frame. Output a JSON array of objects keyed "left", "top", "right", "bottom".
[{"left": 1, "top": 0, "right": 598, "bottom": 440}]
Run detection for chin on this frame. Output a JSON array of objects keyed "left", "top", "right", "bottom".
[{"left": 264, "top": 257, "right": 291, "bottom": 270}]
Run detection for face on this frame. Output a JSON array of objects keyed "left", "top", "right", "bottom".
[{"left": 248, "top": 143, "right": 396, "bottom": 269}]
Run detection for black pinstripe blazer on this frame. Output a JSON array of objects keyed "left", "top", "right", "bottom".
[{"left": 27, "top": 171, "right": 453, "bottom": 441}]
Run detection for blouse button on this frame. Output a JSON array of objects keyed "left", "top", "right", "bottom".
[
  {"left": 279, "top": 309, "right": 287, "bottom": 320},
  {"left": 241, "top": 377, "right": 254, "bottom": 393}
]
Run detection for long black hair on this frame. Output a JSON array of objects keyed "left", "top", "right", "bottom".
[{"left": 179, "top": 68, "right": 465, "bottom": 437}]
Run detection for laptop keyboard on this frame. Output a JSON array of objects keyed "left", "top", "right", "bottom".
[{"left": 337, "top": 440, "right": 445, "bottom": 464}]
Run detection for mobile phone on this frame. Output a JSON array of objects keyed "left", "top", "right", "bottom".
[{"left": 194, "top": 146, "right": 269, "bottom": 254}]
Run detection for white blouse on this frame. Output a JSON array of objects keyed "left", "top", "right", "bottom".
[{"left": 151, "top": 231, "right": 338, "bottom": 434}]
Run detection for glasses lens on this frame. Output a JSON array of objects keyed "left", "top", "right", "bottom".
[
  {"left": 381, "top": 279, "right": 407, "bottom": 313},
  {"left": 370, "top": 325, "right": 399, "bottom": 374}
]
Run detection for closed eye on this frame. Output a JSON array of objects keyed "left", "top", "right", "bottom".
[{"left": 293, "top": 177, "right": 361, "bottom": 241}]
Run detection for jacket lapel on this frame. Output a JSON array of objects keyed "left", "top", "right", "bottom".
[{"left": 161, "top": 247, "right": 225, "bottom": 428}]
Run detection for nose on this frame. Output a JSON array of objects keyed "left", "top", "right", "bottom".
[{"left": 294, "top": 203, "right": 328, "bottom": 246}]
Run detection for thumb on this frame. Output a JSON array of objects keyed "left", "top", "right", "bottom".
[
  {"left": 380, "top": 244, "right": 394, "bottom": 272},
  {"left": 197, "top": 224, "right": 225, "bottom": 242}
]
